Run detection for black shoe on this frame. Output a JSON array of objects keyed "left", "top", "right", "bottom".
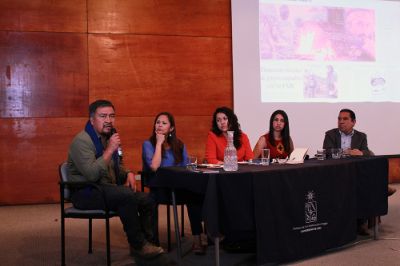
[
  {"left": 388, "top": 186, "right": 397, "bottom": 197},
  {"left": 192, "top": 242, "right": 206, "bottom": 255},
  {"left": 357, "top": 225, "right": 370, "bottom": 236}
]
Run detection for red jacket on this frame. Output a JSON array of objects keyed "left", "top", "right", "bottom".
[{"left": 205, "top": 131, "right": 254, "bottom": 164}]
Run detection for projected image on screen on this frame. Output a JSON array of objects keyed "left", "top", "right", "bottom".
[
  {"left": 304, "top": 65, "right": 338, "bottom": 98},
  {"left": 259, "top": 1, "right": 400, "bottom": 103},
  {"left": 260, "top": 5, "right": 375, "bottom": 61}
]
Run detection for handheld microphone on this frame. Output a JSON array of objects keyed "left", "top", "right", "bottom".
[{"left": 110, "top": 128, "right": 123, "bottom": 157}]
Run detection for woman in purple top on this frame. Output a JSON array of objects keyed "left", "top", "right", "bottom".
[{"left": 142, "top": 112, "right": 206, "bottom": 255}]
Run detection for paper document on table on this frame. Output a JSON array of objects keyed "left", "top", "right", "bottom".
[
  {"left": 286, "top": 148, "right": 308, "bottom": 164},
  {"left": 200, "top": 169, "right": 220, "bottom": 173}
]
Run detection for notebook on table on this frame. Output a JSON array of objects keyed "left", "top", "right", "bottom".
[{"left": 286, "top": 148, "right": 308, "bottom": 164}]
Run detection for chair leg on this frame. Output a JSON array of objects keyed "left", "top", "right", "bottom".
[
  {"left": 215, "top": 236, "right": 220, "bottom": 266},
  {"left": 154, "top": 204, "right": 160, "bottom": 246},
  {"left": 106, "top": 217, "right": 111, "bottom": 266},
  {"left": 167, "top": 204, "right": 171, "bottom": 252},
  {"left": 171, "top": 189, "right": 182, "bottom": 258},
  {"left": 61, "top": 216, "right": 66, "bottom": 266},
  {"left": 180, "top": 205, "right": 185, "bottom": 238},
  {"left": 88, "top": 218, "right": 93, "bottom": 253}
]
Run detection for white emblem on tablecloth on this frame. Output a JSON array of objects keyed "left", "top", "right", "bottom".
[
  {"left": 305, "top": 191, "right": 317, "bottom": 224},
  {"left": 292, "top": 191, "right": 328, "bottom": 233}
]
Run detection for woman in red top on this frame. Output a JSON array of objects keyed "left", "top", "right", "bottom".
[
  {"left": 205, "top": 107, "right": 253, "bottom": 164},
  {"left": 253, "top": 110, "right": 294, "bottom": 159}
]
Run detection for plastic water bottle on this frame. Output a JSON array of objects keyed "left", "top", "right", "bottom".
[
  {"left": 223, "top": 131, "right": 238, "bottom": 171},
  {"left": 117, "top": 146, "right": 123, "bottom": 157}
]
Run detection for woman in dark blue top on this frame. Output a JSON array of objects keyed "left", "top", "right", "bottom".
[{"left": 142, "top": 112, "right": 206, "bottom": 255}]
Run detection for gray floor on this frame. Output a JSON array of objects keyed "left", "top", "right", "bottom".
[{"left": 1, "top": 184, "right": 400, "bottom": 265}]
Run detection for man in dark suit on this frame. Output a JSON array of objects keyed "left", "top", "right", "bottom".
[
  {"left": 323, "top": 108, "right": 396, "bottom": 235},
  {"left": 323, "top": 108, "right": 371, "bottom": 156}
]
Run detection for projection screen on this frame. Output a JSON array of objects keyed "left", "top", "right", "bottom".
[{"left": 232, "top": 0, "right": 400, "bottom": 156}]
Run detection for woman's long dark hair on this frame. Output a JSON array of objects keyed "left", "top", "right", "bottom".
[
  {"left": 211, "top": 106, "right": 242, "bottom": 149},
  {"left": 268, "top": 110, "right": 291, "bottom": 152},
  {"left": 149, "top": 112, "right": 184, "bottom": 164}
]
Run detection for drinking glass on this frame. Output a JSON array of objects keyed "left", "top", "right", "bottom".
[
  {"left": 261, "top": 148, "right": 270, "bottom": 165},
  {"left": 187, "top": 156, "right": 197, "bottom": 171},
  {"left": 331, "top": 148, "right": 342, "bottom": 159},
  {"left": 316, "top": 149, "right": 326, "bottom": 160},
  {"left": 342, "top": 149, "right": 351, "bottom": 158}
]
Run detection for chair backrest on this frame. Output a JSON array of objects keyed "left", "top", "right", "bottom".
[
  {"left": 59, "top": 162, "right": 71, "bottom": 200},
  {"left": 140, "top": 170, "right": 150, "bottom": 188}
]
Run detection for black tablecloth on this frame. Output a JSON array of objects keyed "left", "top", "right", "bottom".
[{"left": 154, "top": 156, "right": 388, "bottom": 264}]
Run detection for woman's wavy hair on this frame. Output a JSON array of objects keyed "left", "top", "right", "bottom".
[
  {"left": 149, "top": 112, "right": 184, "bottom": 164},
  {"left": 211, "top": 106, "right": 242, "bottom": 149},
  {"left": 268, "top": 110, "right": 291, "bottom": 152}
]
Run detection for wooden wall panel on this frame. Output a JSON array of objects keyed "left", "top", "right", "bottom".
[
  {"left": 0, "top": 118, "right": 87, "bottom": 205},
  {"left": 0, "top": 32, "right": 88, "bottom": 118},
  {"left": 0, "top": 0, "right": 87, "bottom": 32},
  {"left": 89, "top": 34, "right": 232, "bottom": 116},
  {"left": 174, "top": 116, "right": 214, "bottom": 161},
  {"left": 88, "top": 0, "right": 231, "bottom": 36},
  {"left": 389, "top": 158, "right": 400, "bottom": 183},
  {"left": 0, "top": 0, "right": 233, "bottom": 205}
]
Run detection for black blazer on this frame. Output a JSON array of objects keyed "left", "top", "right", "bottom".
[{"left": 323, "top": 128, "right": 372, "bottom": 156}]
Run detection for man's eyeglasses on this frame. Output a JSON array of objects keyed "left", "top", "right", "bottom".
[{"left": 97, "top": 113, "right": 116, "bottom": 120}]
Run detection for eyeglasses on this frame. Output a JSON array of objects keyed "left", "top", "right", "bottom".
[{"left": 97, "top": 113, "right": 116, "bottom": 120}]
